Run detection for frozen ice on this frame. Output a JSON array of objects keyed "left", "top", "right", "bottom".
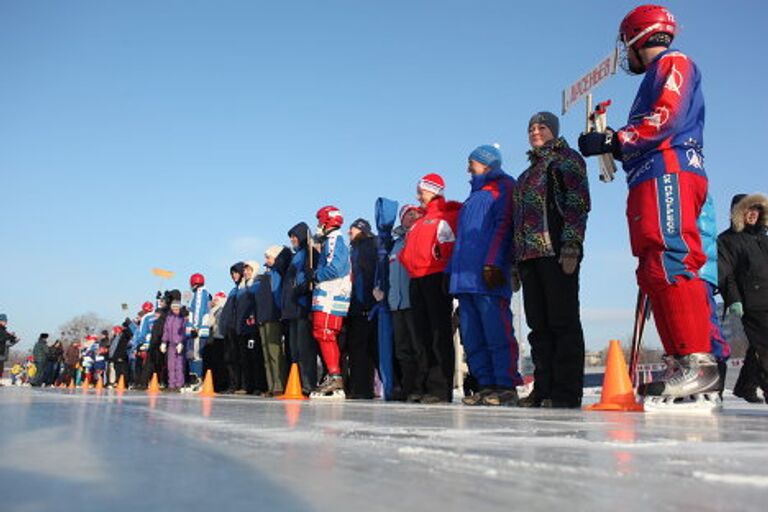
[{"left": 0, "top": 386, "right": 767, "bottom": 512}]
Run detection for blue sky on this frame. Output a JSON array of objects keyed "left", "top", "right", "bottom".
[{"left": 1, "top": 1, "right": 766, "bottom": 350}]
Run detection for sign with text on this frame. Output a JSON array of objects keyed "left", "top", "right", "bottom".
[{"left": 562, "top": 49, "right": 618, "bottom": 114}]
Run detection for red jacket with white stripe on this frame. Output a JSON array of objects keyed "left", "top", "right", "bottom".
[{"left": 399, "top": 196, "right": 462, "bottom": 278}]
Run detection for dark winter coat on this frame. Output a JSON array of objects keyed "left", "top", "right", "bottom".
[
  {"left": 718, "top": 193, "right": 768, "bottom": 311},
  {"left": 112, "top": 323, "right": 134, "bottom": 361},
  {"left": 256, "top": 247, "right": 292, "bottom": 324},
  {"left": 281, "top": 222, "right": 316, "bottom": 321},
  {"left": 349, "top": 234, "right": 378, "bottom": 315},
  {"left": 0, "top": 325, "right": 18, "bottom": 362},
  {"left": 46, "top": 344, "right": 63, "bottom": 363},
  {"left": 32, "top": 338, "right": 48, "bottom": 364},
  {"left": 150, "top": 309, "right": 169, "bottom": 349},
  {"left": 235, "top": 278, "right": 259, "bottom": 337},
  {"left": 63, "top": 344, "right": 80, "bottom": 366}
]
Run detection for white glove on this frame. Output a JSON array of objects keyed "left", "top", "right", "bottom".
[
  {"left": 176, "top": 343, "right": 183, "bottom": 355},
  {"left": 160, "top": 342, "right": 167, "bottom": 354}
]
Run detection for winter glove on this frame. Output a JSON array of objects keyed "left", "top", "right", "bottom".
[
  {"left": 190, "top": 329, "right": 199, "bottom": 339},
  {"left": 578, "top": 129, "right": 621, "bottom": 159},
  {"left": 160, "top": 342, "right": 167, "bottom": 354},
  {"left": 559, "top": 242, "right": 581, "bottom": 276},
  {"left": 372, "top": 287, "right": 385, "bottom": 302},
  {"left": 482, "top": 265, "right": 506, "bottom": 289},
  {"left": 175, "top": 343, "right": 183, "bottom": 355},
  {"left": 510, "top": 267, "right": 522, "bottom": 293},
  {"left": 727, "top": 302, "right": 744, "bottom": 318}
]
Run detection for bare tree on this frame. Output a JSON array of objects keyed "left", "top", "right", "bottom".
[{"left": 57, "top": 313, "right": 111, "bottom": 344}]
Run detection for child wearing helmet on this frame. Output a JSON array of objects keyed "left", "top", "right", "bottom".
[{"left": 309, "top": 205, "right": 352, "bottom": 399}]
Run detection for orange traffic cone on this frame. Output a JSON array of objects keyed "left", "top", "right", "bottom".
[
  {"left": 198, "top": 370, "right": 215, "bottom": 397},
  {"left": 95, "top": 376, "right": 104, "bottom": 392},
  {"left": 586, "top": 339, "right": 644, "bottom": 412},
  {"left": 116, "top": 375, "right": 126, "bottom": 392},
  {"left": 147, "top": 373, "right": 160, "bottom": 396},
  {"left": 278, "top": 363, "right": 307, "bottom": 400}
]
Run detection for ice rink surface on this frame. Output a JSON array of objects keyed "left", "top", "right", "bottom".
[{"left": 1, "top": 387, "right": 767, "bottom": 512}]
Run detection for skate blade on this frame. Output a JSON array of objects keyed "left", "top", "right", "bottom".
[
  {"left": 643, "top": 393, "right": 722, "bottom": 415},
  {"left": 309, "top": 390, "right": 346, "bottom": 401}
]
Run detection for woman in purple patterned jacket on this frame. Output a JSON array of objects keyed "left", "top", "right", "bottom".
[{"left": 514, "top": 111, "right": 591, "bottom": 409}]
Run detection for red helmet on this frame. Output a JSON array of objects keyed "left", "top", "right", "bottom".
[
  {"left": 190, "top": 273, "right": 205, "bottom": 287},
  {"left": 316, "top": 205, "right": 344, "bottom": 230},
  {"left": 620, "top": 5, "right": 676, "bottom": 49},
  {"left": 141, "top": 301, "right": 154, "bottom": 313},
  {"left": 112, "top": 325, "right": 123, "bottom": 334}
]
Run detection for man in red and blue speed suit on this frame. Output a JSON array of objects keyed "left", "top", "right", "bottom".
[{"left": 581, "top": 47, "right": 711, "bottom": 358}]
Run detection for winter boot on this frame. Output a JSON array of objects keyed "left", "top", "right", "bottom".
[
  {"left": 640, "top": 352, "right": 723, "bottom": 413},
  {"left": 310, "top": 374, "right": 345, "bottom": 400},
  {"left": 461, "top": 388, "right": 495, "bottom": 406},
  {"left": 482, "top": 387, "right": 519, "bottom": 407}
]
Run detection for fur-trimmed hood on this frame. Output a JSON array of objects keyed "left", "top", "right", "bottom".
[{"left": 731, "top": 193, "right": 768, "bottom": 232}]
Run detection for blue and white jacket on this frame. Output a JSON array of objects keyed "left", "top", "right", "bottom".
[
  {"left": 189, "top": 287, "right": 212, "bottom": 338},
  {"left": 312, "top": 229, "right": 352, "bottom": 317}
]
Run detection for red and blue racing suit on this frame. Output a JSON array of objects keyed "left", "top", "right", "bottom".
[{"left": 616, "top": 48, "right": 710, "bottom": 356}]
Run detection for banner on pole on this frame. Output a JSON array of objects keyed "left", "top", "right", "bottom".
[
  {"left": 151, "top": 267, "right": 175, "bottom": 279},
  {"left": 562, "top": 48, "right": 618, "bottom": 114}
]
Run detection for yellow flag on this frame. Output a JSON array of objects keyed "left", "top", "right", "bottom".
[{"left": 152, "top": 267, "right": 175, "bottom": 280}]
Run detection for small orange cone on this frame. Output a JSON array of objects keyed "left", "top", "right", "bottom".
[
  {"left": 278, "top": 363, "right": 307, "bottom": 400},
  {"left": 116, "top": 375, "right": 126, "bottom": 392},
  {"left": 95, "top": 376, "right": 104, "bottom": 392},
  {"left": 586, "top": 339, "right": 644, "bottom": 412},
  {"left": 147, "top": 373, "right": 160, "bottom": 396},
  {"left": 198, "top": 370, "right": 215, "bottom": 397}
]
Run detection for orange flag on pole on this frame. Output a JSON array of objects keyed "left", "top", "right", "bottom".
[{"left": 152, "top": 268, "right": 175, "bottom": 279}]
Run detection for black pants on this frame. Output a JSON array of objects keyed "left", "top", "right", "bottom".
[
  {"left": 288, "top": 318, "right": 318, "bottom": 394},
  {"left": 236, "top": 333, "right": 268, "bottom": 393},
  {"left": 346, "top": 313, "right": 378, "bottom": 398},
  {"left": 114, "top": 358, "right": 129, "bottom": 385},
  {"left": 410, "top": 272, "right": 455, "bottom": 402},
  {"left": 140, "top": 346, "right": 164, "bottom": 387},
  {"left": 736, "top": 310, "right": 768, "bottom": 395},
  {"left": 392, "top": 309, "right": 426, "bottom": 397},
  {"left": 520, "top": 256, "right": 585, "bottom": 404}
]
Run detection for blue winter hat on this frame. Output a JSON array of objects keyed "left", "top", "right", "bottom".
[
  {"left": 0, "top": 313, "right": 6, "bottom": 322},
  {"left": 350, "top": 218, "right": 372, "bottom": 235},
  {"left": 469, "top": 144, "right": 503, "bottom": 169}
]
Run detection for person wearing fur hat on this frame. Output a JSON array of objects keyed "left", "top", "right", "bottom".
[
  {"left": 233, "top": 261, "right": 268, "bottom": 395},
  {"left": 282, "top": 224, "right": 319, "bottom": 395},
  {"left": 345, "top": 218, "right": 379, "bottom": 399},
  {"left": 718, "top": 193, "right": 768, "bottom": 403},
  {"left": 219, "top": 262, "right": 245, "bottom": 393},
  {"left": 0, "top": 314, "right": 19, "bottom": 384},
  {"left": 450, "top": 144, "right": 524, "bottom": 407},
  {"left": 399, "top": 173, "right": 462, "bottom": 403},
  {"left": 256, "top": 246, "right": 292, "bottom": 396},
  {"left": 516, "top": 112, "right": 590, "bottom": 408}
]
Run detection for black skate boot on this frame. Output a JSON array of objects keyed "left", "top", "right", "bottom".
[{"left": 641, "top": 352, "right": 722, "bottom": 413}]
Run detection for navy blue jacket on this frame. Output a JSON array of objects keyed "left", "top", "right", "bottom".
[
  {"left": 281, "top": 223, "right": 315, "bottom": 321},
  {"left": 256, "top": 246, "right": 292, "bottom": 324},
  {"left": 349, "top": 234, "right": 378, "bottom": 316}
]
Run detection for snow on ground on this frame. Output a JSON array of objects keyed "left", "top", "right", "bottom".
[{"left": 0, "top": 386, "right": 766, "bottom": 512}]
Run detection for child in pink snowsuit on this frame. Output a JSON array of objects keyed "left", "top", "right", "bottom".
[{"left": 162, "top": 301, "right": 187, "bottom": 390}]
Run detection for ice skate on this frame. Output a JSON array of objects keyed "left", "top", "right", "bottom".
[
  {"left": 310, "top": 374, "right": 345, "bottom": 400},
  {"left": 639, "top": 353, "right": 722, "bottom": 414},
  {"left": 482, "top": 388, "right": 518, "bottom": 407},
  {"left": 461, "top": 388, "right": 494, "bottom": 406}
]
